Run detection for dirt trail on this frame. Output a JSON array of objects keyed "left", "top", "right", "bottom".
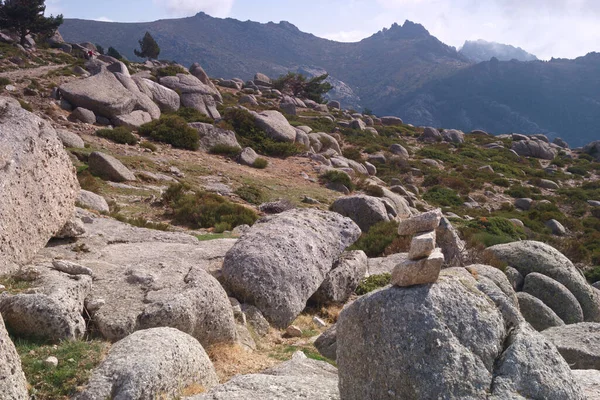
[{"left": 0, "top": 64, "right": 67, "bottom": 80}]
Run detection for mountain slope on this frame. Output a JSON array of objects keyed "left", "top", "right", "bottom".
[
  {"left": 59, "top": 15, "right": 471, "bottom": 110},
  {"left": 383, "top": 53, "right": 600, "bottom": 146},
  {"left": 460, "top": 39, "right": 538, "bottom": 63}
]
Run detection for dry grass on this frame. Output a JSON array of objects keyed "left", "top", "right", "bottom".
[
  {"left": 180, "top": 383, "right": 206, "bottom": 397},
  {"left": 207, "top": 343, "right": 279, "bottom": 383}
]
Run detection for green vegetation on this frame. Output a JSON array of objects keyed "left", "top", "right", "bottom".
[
  {"left": 110, "top": 214, "right": 170, "bottom": 231},
  {"left": 234, "top": 185, "right": 265, "bottom": 205},
  {"left": 18, "top": 99, "right": 32, "bottom": 112},
  {"left": 423, "top": 186, "right": 463, "bottom": 207},
  {"left": 0, "top": 274, "right": 33, "bottom": 294},
  {"left": 363, "top": 184, "right": 384, "bottom": 197},
  {"left": 139, "top": 115, "right": 199, "bottom": 150},
  {"left": 155, "top": 64, "right": 187, "bottom": 77},
  {"left": 76, "top": 169, "right": 102, "bottom": 194},
  {"left": 139, "top": 141, "right": 157, "bottom": 152},
  {"left": 355, "top": 274, "right": 391, "bottom": 295},
  {"left": 272, "top": 72, "right": 332, "bottom": 103},
  {"left": 461, "top": 217, "right": 526, "bottom": 248},
  {"left": 0, "top": 76, "right": 11, "bottom": 86},
  {"left": 348, "top": 221, "right": 404, "bottom": 258},
  {"left": 0, "top": 0, "right": 63, "bottom": 46},
  {"left": 96, "top": 127, "right": 138, "bottom": 145},
  {"left": 162, "top": 183, "right": 258, "bottom": 230},
  {"left": 209, "top": 144, "right": 241, "bottom": 157},
  {"left": 107, "top": 46, "right": 123, "bottom": 60},
  {"left": 134, "top": 31, "right": 160, "bottom": 60},
  {"left": 320, "top": 170, "right": 354, "bottom": 191},
  {"left": 222, "top": 108, "right": 302, "bottom": 157},
  {"left": 175, "top": 107, "right": 214, "bottom": 123},
  {"left": 252, "top": 157, "right": 268, "bottom": 169},
  {"left": 196, "top": 232, "right": 236, "bottom": 241},
  {"left": 585, "top": 266, "right": 600, "bottom": 284},
  {"left": 15, "top": 338, "right": 109, "bottom": 400}
]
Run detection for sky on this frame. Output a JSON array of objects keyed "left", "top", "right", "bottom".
[{"left": 45, "top": 0, "right": 600, "bottom": 60}]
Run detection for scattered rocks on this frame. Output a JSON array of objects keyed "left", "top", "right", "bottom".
[
  {"left": 421, "top": 126, "right": 442, "bottom": 142},
  {"left": 189, "top": 122, "right": 241, "bottom": 152},
  {"left": 238, "top": 147, "right": 258, "bottom": 166},
  {"left": 546, "top": 218, "right": 567, "bottom": 236},
  {"left": 512, "top": 138, "right": 557, "bottom": 160},
  {"left": 314, "top": 324, "right": 337, "bottom": 361},
  {"left": 44, "top": 356, "right": 59, "bottom": 368},
  {"left": 515, "top": 197, "right": 533, "bottom": 210},
  {"left": 380, "top": 116, "right": 403, "bottom": 126},
  {"left": 389, "top": 143, "right": 409, "bottom": 157},
  {"left": 253, "top": 110, "right": 297, "bottom": 142},
  {"left": 330, "top": 195, "right": 390, "bottom": 232},
  {"left": 56, "top": 129, "right": 85, "bottom": 148},
  {"left": 221, "top": 209, "right": 360, "bottom": 328},
  {"left": 523, "top": 272, "right": 584, "bottom": 324},
  {"left": 88, "top": 151, "right": 136, "bottom": 182},
  {"left": 77, "top": 327, "right": 218, "bottom": 400}
]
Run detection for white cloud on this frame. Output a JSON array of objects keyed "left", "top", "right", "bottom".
[
  {"left": 44, "top": 0, "right": 62, "bottom": 16},
  {"left": 153, "top": 0, "right": 234, "bottom": 18},
  {"left": 322, "top": 30, "right": 369, "bottom": 43},
  {"left": 94, "top": 17, "right": 114, "bottom": 22}
]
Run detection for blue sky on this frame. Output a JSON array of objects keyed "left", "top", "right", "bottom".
[{"left": 46, "top": 0, "right": 600, "bottom": 60}]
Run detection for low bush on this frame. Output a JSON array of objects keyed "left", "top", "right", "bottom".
[
  {"left": 320, "top": 170, "right": 354, "bottom": 191},
  {"left": 18, "top": 99, "right": 33, "bottom": 112},
  {"left": 234, "top": 185, "right": 265, "bottom": 205},
  {"left": 77, "top": 169, "right": 101, "bottom": 193},
  {"left": 363, "top": 185, "right": 384, "bottom": 197},
  {"left": 155, "top": 65, "right": 187, "bottom": 77},
  {"left": 209, "top": 144, "right": 242, "bottom": 157},
  {"left": 355, "top": 274, "right": 391, "bottom": 295},
  {"left": 163, "top": 183, "right": 258, "bottom": 230},
  {"left": 176, "top": 107, "right": 214, "bottom": 123},
  {"left": 342, "top": 147, "right": 362, "bottom": 161},
  {"left": 96, "top": 127, "right": 138, "bottom": 145},
  {"left": 139, "top": 141, "right": 157, "bottom": 152},
  {"left": 423, "top": 186, "right": 463, "bottom": 207},
  {"left": 252, "top": 157, "right": 268, "bottom": 169},
  {"left": 348, "top": 221, "right": 402, "bottom": 257},
  {"left": 585, "top": 266, "right": 600, "bottom": 284},
  {"left": 567, "top": 166, "right": 589, "bottom": 176},
  {"left": 0, "top": 77, "right": 11, "bottom": 86},
  {"left": 462, "top": 217, "right": 526, "bottom": 248},
  {"left": 139, "top": 115, "right": 199, "bottom": 150}
]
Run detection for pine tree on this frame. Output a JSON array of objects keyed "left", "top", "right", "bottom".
[
  {"left": 0, "top": 0, "right": 63, "bottom": 46},
  {"left": 134, "top": 31, "right": 160, "bottom": 60},
  {"left": 107, "top": 46, "right": 122, "bottom": 60},
  {"left": 95, "top": 44, "right": 105, "bottom": 55}
]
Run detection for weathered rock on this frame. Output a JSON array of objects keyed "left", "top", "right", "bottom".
[
  {"left": 517, "top": 292, "right": 565, "bottom": 331},
  {"left": 54, "top": 216, "right": 86, "bottom": 239},
  {"left": 380, "top": 116, "right": 403, "bottom": 126},
  {"left": 222, "top": 209, "right": 360, "bottom": 328},
  {"left": 505, "top": 266, "right": 525, "bottom": 291},
  {"left": 309, "top": 132, "right": 342, "bottom": 155},
  {"left": 350, "top": 119, "right": 366, "bottom": 130},
  {"left": 70, "top": 107, "right": 96, "bottom": 124},
  {"left": 367, "top": 253, "right": 409, "bottom": 276},
  {"left": 88, "top": 151, "right": 136, "bottom": 182},
  {"left": 546, "top": 218, "right": 567, "bottom": 236},
  {"left": 59, "top": 70, "right": 137, "bottom": 118},
  {"left": 253, "top": 110, "right": 297, "bottom": 142},
  {"left": 436, "top": 217, "right": 466, "bottom": 267},
  {"left": 0, "top": 269, "right": 91, "bottom": 341},
  {"left": 523, "top": 272, "right": 584, "bottom": 324},
  {"left": 466, "top": 264, "right": 518, "bottom": 306},
  {"left": 310, "top": 250, "right": 368, "bottom": 305},
  {"left": 539, "top": 178, "right": 560, "bottom": 190},
  {"left": 364, "top": 161, "right": 376, "bottom": 175},
  {"left": 392, "top": 248, "right": 444, "bottom": 286},
  {"left": 188, "top": 351, "right": 339, "bottom": 400},
  {"left": 314, "top": 324, "right": 338, "bottom": 361},
  {"left": 189, "top": 63, "right": 213, "bottom": 86},
  {"left": 254, "top": 72, "right": 272, "bottom": 87},
  {"left": 239, "top": 94, "right": 258, "bottom": 106},
  {"left": 189, "top": 122, "right": 241, "bottom": 152},
  {"left": 553, "top": 137, "right": 570, "bottom": 149},
  {"left": 330, "top": 195, "right": 390, "bottom": 232},
  {"left": 181, "top": 93, "right": 220, "bottom": 119},
  {"left": 238, "top": 147, "right": 258, "bottom": 166},
  {"left": 0, "top": 313, "right": 28, "bottom": 399},
  {"left": 337, "top": 269, "right": 585, "bottom": 400},
  {"left": 543, "top": 323, "right": 600, "bottom": 369},
  {"left": 113, "top": 72, "right": 161, "bottom": 120},
  {"left": 77, "top": 327, "right": 218, "bottom": 400},
  {"left": 52, "top": 260, "right": 93, "bottom": 276},
  {"left": 408, "top": 231, "right": 436, "bottom": 260},
  {"left": 241, "top": 304, "right": 270, "bottom": 337},
  {"left": 572, "top": 370, "right": 600, "bottom": 399},
  {"left": 0, "top": 97, "right": 79, "bottom": 272},
  {"left": 286, "top": 325, "right": 303, "bottom": 337},
  {"left": 422, "top": 126, "right": 442, "bottom": 142},
  {"left": 78, "top": 190, "right": 109, "bottom": 213},
  {"left": 139, "top": 78, "right": 180, "bottom": 112},
  {"left": 485, "top": 241, "right": 600, "bottom": 322},
  {"left": 397, "top": 209, "right": 442, "bottom": 235},
  {"left": 56, "top": 128, "right": 85, "bottom": 148},
  {"left": 389, "top": 143, "right": 409, "bottom": 158},
  {"left": 583, "top": 141, "right": 600, "bottom": 161},
  {"left": 441, "top": 129, "right": 465, "bottom": 144},
  {"left": 515, "top": 197, "right": 533, "bottom": 210},
  {"left": 113, "top": 110, "right": 152, "bottom": 129},
  {"left": 512, "top": 139, "right": 557, "bottom": 160},
  {"left": 159, "top": 73, "right": 221, "bottom": 102}
]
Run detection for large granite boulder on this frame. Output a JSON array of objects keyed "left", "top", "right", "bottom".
[
  {"left": 523, "top": 272, "right": 584, "bottom": 324},
  {"left": 59, "top": 70, "right": 137, "bottom": 118},
  {"left": 485, "top": 241, "right": 600, "bottom": 322},
  {"left": 512, "top": 139, "right": 557, "bottom": 160},
  {"left": 330, "top": 195, "right": 390, "bottom": 232},
  {"left": 188, "top": 122, "right": 241, "bottom": 152},
  {"left": 187, "top": 351, "right": 339, "bottom": 400},
  {"left": 221, "top": 209, "right": 361, "bottom": 328},
  {"left": 310, "top": 250, "right": 368, "bottom": 305},
  {"left": 113, "top": 72, "right": 160, "bottom": 120},
  {"left": 159, "top": 73, "right": 221, "bottom": 118},
  {"left": 137, "top": 78, "right": 180, "bottom": 113},
  {"left": 517, "top": 292, "right": 565, "bottom": 331},
  {"left": 0, "top": 313, "right": 28, "bottom": 399},
  {"left": 88, "top": 151, "right": 136, "bottom": 182},
  {"left": 77, "top": 327, "right": 218, "bottom": 400},
  {"left": 543, "top": 323, "right": 600, "bottom": 369},
  {"left": 0, "top": 96, "right": 79, "bottom": 273},
  {"left": 252, "top": 110, "right": 297, "bottom": 143},
  {"left": 337, "top": 268, "right": 585, "bottom": 400}
]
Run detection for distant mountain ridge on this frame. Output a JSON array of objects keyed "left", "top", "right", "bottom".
[
  {"left": 60, "top": 13, "right": 600, "bottom": 146},
  {"left": 460, "top": 39, "right": 538, "bottom": 63}
]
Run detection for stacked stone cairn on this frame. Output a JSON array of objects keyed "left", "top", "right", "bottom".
[{"left": 392, "top": 209, "right": 444, "bottom": 286}]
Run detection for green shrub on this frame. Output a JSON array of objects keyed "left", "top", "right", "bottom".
[
  {"left": 139, "top": 141, "right": 157, "bottom": 152},
  {"left": 111, "top": 214, "right": 169, "bottom": 231},
  {"left": 18, "top": 99, "right": 32, "bottom": 112},
  {"left": 423, "top": 186, "right": 463, "bottom": 207},
  {"left": 505, "top": 185, "right": 533, "bottom": 199},
  {"left": 252, "top": 157, "right": 268, "bottom": 169},
  {"left": 342, "top": 147, "right": 362, "bottom": 161},
  {"left": 77, "top": 169, "right": 101, "bottom": 194},
  {"left": 139, "top": 115, "right": 199, "bottom": 150},
  {"left": 349, "top": 221, "right": 400, "bottom": 257},
  {"left": 155, "top": 65, "right": 187, "bottom": 77},
  {"left": 567, "top": 166, "right": 589, "bottom": 176},
  {"left": 585, "top": 266, "right": 600, "bottom": 284},
  {"left": 364, "top": 185, "right": 384, "bottom": 197},
  {"left": 320, "top": 170, "right": 354, "bottom": 191},
  {"left": 163, "top": 183, "right": 258, "bottom": 230},
  {"left": 0, "top": 77, "right": 10, "bottom": 86},
  {"left": 462, "top": 216, "right": 526, "bottom": 248},
  {"left": 176, "top": 107, "right": 214, "bottom": 123},
  {"left": 210, "top": 144, "right": 242, "bottom": 157},
  {"left": 235, "top": 185, "right": 265, "bottom": 205},
  {"left": 222, "top": 108, "right": 302, "bottom": 157},
  {"left": 492, "top": 178, "right": 511, "bottom": 188},
  {"left": 355, "top": 274, "right": 391, "bottom": 295},
  {"left": 96, "top": 127, "right": 138, "bottom": 145}
]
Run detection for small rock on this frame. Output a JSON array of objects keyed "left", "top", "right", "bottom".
[
  {"left": 391, "top": 248, "right": 444, "bottom": 287},
  {"left": 0, "top": 284, "right": 5, "bottom": 292},
  {"left": 52, "top": 260, "right": 93, "bottom": 276},
  {"left": 515, "top": 198, "right": 533, "bottom": 210},
  {"left": 313, "top": 316, "right": 327, "bottom": 328},
  {"left": 397, "top": 209, "right": 442, "bottom": 236},
  {"left": 408, "top": 231, "right": 436, "bottom": 260},
  {"left": 44, "top": 356, "right": 58, "bottom": 368},
  {"left": 546, "top": 219, "right": 566, "bottom": 236},
  {"left": 286, "top": 325, "right": 303, "bottom": 338}
]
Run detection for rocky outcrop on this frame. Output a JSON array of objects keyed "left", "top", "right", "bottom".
[
  {"left": 0, "top": 97, "right": 79, "bottom": 273},
  {"left": 337, "top": 268, "right": 585, "bottom": 400},
  {"left": 138, "top": 78, "right": 180, "bottom": 113},
  {"left": 310, "top": 250, "right": 367, "bottom": 304},
  {"left": 485, "top": 241, "right": 600, "bottom": 322},
  {"left": 309, "top": 132, "right": 342, "bottom": 155},
  {"left": 517, "top": 292, "right": 565, "bottom": 331},
  {"left": 330, "top": 195, "right": 390, "bottom": 232},
  {"left": 188, "top": 351, "right": 339, "bottom": 400},
  {"left": 572, "top": 370, "right": 600, "bottom": 399},
  {"left": 523, "top": 272, "right": 584, "bottom": 324},
  {"left": 188, "top": 122, "right": 241, "bottom": 152},
  {"left": 113, "top": 110, "right": 152, "bottom": 128},
  {"left": 221, "top": 209, "right": 361, "bottom": 328},
  {"left": 253, "top": 110, "right": 297, "bottom": 142},
  {"left": 59, "top": 70, "right": 137, "bottom": 118},
  {"left": 543, "top": 323, "right": 600, "bottom": 369},
  {"left": 512, "top": 138, "right": 557, "bottom": 160},
  {"left": 0, "top": 313, "right": 28, "bottom": 400},
  {"left": 159, "top": 73, "right": 221, "bottom": 118},
  {"left": 77, "top": 327, "right": 218, "bottom": 400},
  {"left": 0, "top": 268, "right": 91, "bottom": 342},
  {"left": 88, "top": 151, "right": 136, "bottom": 182}
]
